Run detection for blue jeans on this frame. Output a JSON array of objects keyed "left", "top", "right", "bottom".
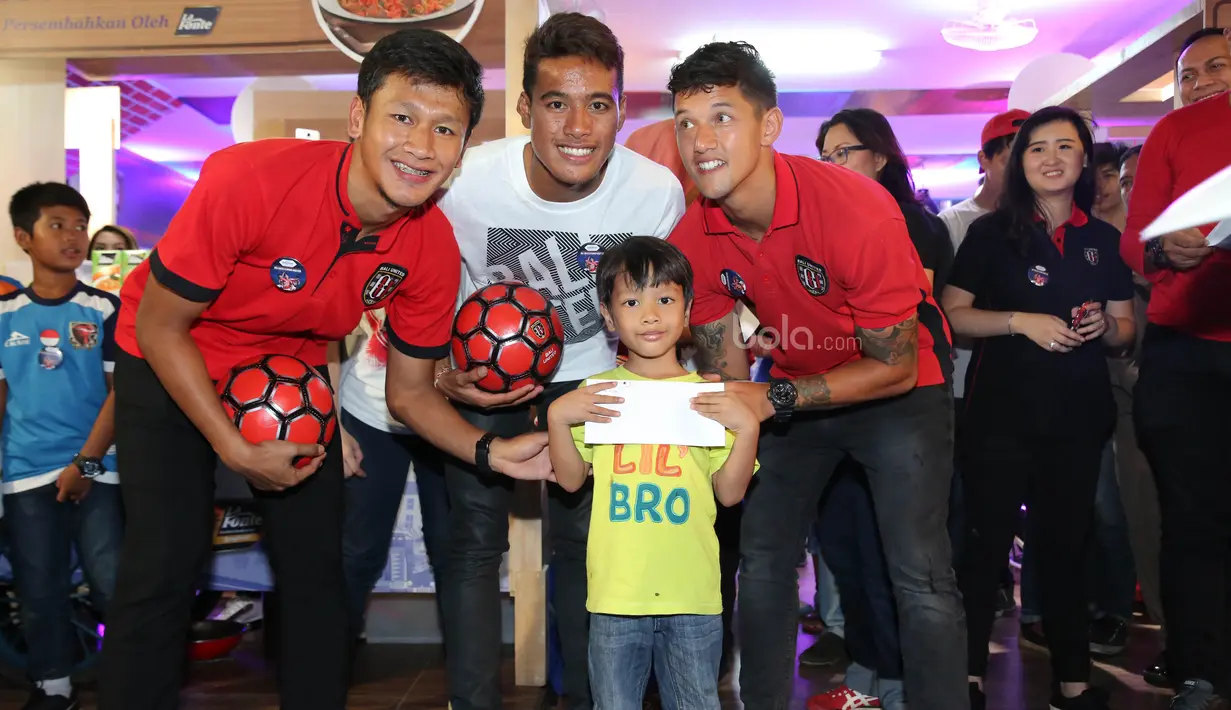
[
  {"left": 340, "top": 410, "right": 450, "bottom": 637},
  {"left": 818, "top": 464, "right": 902, "bottom": 683},
  {"left": 4, "top": 481, "right": 123, "bottom": 680},
  {"left": 589, "top": 613, "right": 722, "bottom": 710}
]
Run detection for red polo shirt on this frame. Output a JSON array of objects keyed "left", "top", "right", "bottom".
[
  {"left": 669, "top": 152, "right": 950, "bottom": 386},
  {"left": 1120, "top": 92, "right": 1231, "bottom": 342},
  {"left": 115, "top": 139, "right": 461, "bottom": 380}
]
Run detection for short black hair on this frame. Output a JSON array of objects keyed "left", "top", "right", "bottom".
[
  {"left": 1180, "top": 27, "right": 1226, "bottom": 57},
  {"left": 523, "top": 12, "right": 624, "bottom": 98},
  {"left": 357, "top": 28, "right": 485, "bottom": 139},
  {"left": 1120, "top": 144, "right": 1142, "bottom": 168},
  {"left": 981, "top": 134, "right": 1014, "bottom": 160},
  {"left": 596, "top": 237, "right": 694, "bottom": 307},
  {"left": 1093, "top": 142, "right": 1127, "bottom": 171},
  {"left": 667, "top": 41, "right": 777, "bottom": 113},
  {"left": 9, "top": 182, "right": 90, "bottom": 236}
]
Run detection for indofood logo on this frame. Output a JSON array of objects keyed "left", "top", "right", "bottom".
[{"left": 175, "top": 6, "right": 220, "bottom": 35}]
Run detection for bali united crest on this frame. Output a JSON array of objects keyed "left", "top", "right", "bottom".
[
  {"left": 1084, "top": 248, "right": 1099, "bottom": 266},
  {"left": 362, "top": 263, "right": 408, "bottom": 307},
  {"left": 795, "top": 255, "right": 828, "bottom": 296}
]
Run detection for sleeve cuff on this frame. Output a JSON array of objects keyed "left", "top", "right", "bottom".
[
  {"left": 103, "top": 361, "right": 115, "bottom": 373},
  {"left": 386, "top": 323, "right": 450, "bottom": 361},
  {"left": 149, "top": 249, "right": 223, "bottom": 303},
  {"left": 688, "top": 305, "right": 736, "bottom": 329},
  {"left": 854, "top": 308, "right": 918, "bottom": 331}
]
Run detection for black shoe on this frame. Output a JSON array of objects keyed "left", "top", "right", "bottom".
[
  {"left": 1019, "top": 621, "right": 1048, "bottom": 648},
  {"left": 1144, "top": 650, "right": 1170, "bottom": 689},
  {"left": 798, "top": 630, "right": 849, "bottom": 667},
  {"left": 1049, "top": 686, "right": 1110, "bottom": 710},
  {"left": 20, "top": 690, "right": 78, "bottom": 710},
  {"left": 994, "top": 586, "right": 1017, "bottom": 618},
  {"left": 1089, "top": 615, "right": 1128, "bottom": 657},
  {"left": 1170, "top": 679, "right": 1231, "bottom": 709},
  {"left": 969, "top": 683, "right": 986, "bottom": 710}
]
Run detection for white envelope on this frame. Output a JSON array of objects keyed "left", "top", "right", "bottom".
[
  {"left": 1141, "top": 163, "right": 1231, "bottom": 243},
  {"left": 583, "top": 379, "right": 727, "bottom": 447}
]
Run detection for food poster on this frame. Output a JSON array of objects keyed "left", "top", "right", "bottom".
[
  {"left": 91, "top": 250, "right": 150, "bottom": 293},
  {"left": 313, "top": 0, "right": 487, "bottom": 63}
]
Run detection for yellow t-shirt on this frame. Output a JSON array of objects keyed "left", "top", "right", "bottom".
[{"left": 571, "top": 366, "right": 748, "bottom": 616}]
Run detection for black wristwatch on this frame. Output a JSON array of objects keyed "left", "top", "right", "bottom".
[
  {"left": 1145, "top": 237, "right": 1169, "bottom": 270},
  {"left": 767, "top": 378, "right": 797, "bottom": 424},
  {"left": 72, "top": 453, "right": 105, "bottom": 479},
  {"left": 475, "top": 432, "right": 497, "bottom": 475}
]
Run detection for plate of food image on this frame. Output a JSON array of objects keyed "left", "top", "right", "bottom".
[{"left": 317, "top": 0, "right": 475, "bottom": 24}]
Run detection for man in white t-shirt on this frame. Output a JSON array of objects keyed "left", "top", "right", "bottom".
[
  {"left": 937, "top": 109, "right": 1028, "bottom": 402},
  {"left": 431, "top": 14, "right": 685, "bottom": 710}
]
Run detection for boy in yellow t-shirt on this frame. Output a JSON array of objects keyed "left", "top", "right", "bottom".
[{"left": 547, "top": 237, "right": 759, "bottom": 710}]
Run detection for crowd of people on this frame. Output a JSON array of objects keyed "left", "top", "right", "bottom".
[{"left": 2, "top": 13, "right": 1229, "bottom": 710}]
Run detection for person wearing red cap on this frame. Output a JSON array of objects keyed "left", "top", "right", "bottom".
[{"left": 937, "top": 107, "right": 1030, "bottom": 622}]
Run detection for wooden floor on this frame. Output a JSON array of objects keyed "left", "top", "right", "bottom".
[{"left": 0, "top": 565, "right": 1173, "bottom": 709}]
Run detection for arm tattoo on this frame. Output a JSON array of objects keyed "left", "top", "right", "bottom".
[
  {"left": 692, "top": 320, "right": 737, "bottom": 381},
  {"left": 796, "top": 375, "right": 833, "bottom": 409},
  {"left": 855, "top": 315, "right": 919, "bottom": 367}
]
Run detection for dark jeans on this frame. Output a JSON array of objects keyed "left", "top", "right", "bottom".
[
  {"left": 817, "top": 462, "right": 902, "bottom": 681},
  {"left": 958, "top": 429, "right": 1105, "bottom": 683},
  {"left": 340, "top": 410, "right": 450, "bottom": 638},
  {"left": 1134, "top": 326, "right": 1231, "bottom": 693},
  {"left": 441, "top": 380, "right": 592, "bottom": 710},
  {"left": 4, "top": 481, "right": 123, "bottom": 680},
  {"left": 738, "top": 385, "right": 965, "bottom": 710},
  {"left": 99, "top": 351, "right": 349, "bottom": 710}
]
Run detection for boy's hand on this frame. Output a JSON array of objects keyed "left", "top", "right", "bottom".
[
  {"left": 56, "top": 464, "right": 92, "bottom": 503},
  {"left": 690, "top": 391, "right": 760, "bottom": 435},
  {"left": 547, "top": 382, "right": 623, "bottom": 427}
]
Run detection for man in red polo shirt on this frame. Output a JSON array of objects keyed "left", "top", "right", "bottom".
[
  {"left": 666, "top": 42, "right": 965, "bottom": 710},
  {"left": 1120, "top": 33, "right": 1231, "bottom": 710},
  {"left": 99, "top": 31, "right": 551, "bottom": 710}
]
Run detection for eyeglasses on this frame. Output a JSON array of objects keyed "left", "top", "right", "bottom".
[{"left": 819, "top": 145, "right": 870, "bottom": 166}]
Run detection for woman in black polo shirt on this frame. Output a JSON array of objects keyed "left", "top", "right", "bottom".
[{"left": 941, "top": 106, "right": 1136, "bottom": 710}]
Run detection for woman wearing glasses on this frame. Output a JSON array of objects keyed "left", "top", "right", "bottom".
[
  {"left": 941, "top": 106, "right": 1135, "bottom": 710},
  {"left": 802, "top": 108, "right": 953, "bottom": 710}
]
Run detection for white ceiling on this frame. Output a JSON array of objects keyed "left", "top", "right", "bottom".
[{"left": 603, "top": 0, "right": 1192, "bottom": 92}]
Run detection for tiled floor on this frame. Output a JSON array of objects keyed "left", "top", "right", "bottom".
[{"left": 0, "top": 564, "right": 1172, "bottom": 709}]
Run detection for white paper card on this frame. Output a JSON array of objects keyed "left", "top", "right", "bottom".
[
  {"left": 583, "top": 379, "right": 726, "bottom": 447},
  {"left": 1142, "top": 163, "right": 1231, "bottom": 240}
]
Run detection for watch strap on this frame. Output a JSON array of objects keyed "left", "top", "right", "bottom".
[
  {"left": 72, "top": 453, "right": 105, "bottom": 479},
  {"left": 474, "top": 432, "right": 497, "bottom": 475}
]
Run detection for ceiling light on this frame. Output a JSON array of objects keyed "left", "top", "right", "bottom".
[
  {"left": 674, "top": 30, "right": 886, "bottom": 76},
  {"left": 1121, "top": 70, "right": 1176, "bottom": 103},
  {"left": 942, "top": 0, "right": 1038, "bottom": 52}
]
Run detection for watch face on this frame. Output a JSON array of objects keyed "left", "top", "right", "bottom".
[{"left": 770, "top": 380, "right": 796, "bottom": 406}]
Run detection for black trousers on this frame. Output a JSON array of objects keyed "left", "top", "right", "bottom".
[
  {"left": 1134, "top": 326, "right": 1231, "bottom": 693},
  {"left": 440, "top": 380, "right": 592, "bottom": 710},
  {"left": 957, "top": 427, "right": 1105, "bottom": 683},
  {"left": 99, "top": 350, "right": 349, "bottom": 710}
]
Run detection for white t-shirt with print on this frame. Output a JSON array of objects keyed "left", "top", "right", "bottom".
[
  {"left": 339, "top": 136, "right": 685, "bottom": 433},
  {"left": 439, "top": 135, "right": 686, "bottom": 383}
]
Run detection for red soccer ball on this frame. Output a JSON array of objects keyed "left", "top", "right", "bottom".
[
  {"left": 216, "top": 354, "right": 337, "bottom": 468},
  {"left": 451, "top": 282, "right": 565, "bottom": 393}
]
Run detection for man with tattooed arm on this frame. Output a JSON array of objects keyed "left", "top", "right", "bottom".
[{"left": 666, "top": 42, "right": 967, "bottom": 710}]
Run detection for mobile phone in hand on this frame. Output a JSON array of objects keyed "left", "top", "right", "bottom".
[{"left": 1070, "top": 301, "right": 1093, "bottom": 331}]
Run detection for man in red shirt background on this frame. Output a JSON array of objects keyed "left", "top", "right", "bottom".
[
  {"left": 666, "top": 41, "right": 966, "bottom": 710},
  {"left": 100, "top": 30, "right": 552, "bottom": 710},
  {"left": 1119, "top": 28, "right": 1231, "bottom": 710}
]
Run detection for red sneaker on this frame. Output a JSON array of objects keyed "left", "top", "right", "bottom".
[{"left": 808, "top": 686, "right": 882, "bottom": 710}]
